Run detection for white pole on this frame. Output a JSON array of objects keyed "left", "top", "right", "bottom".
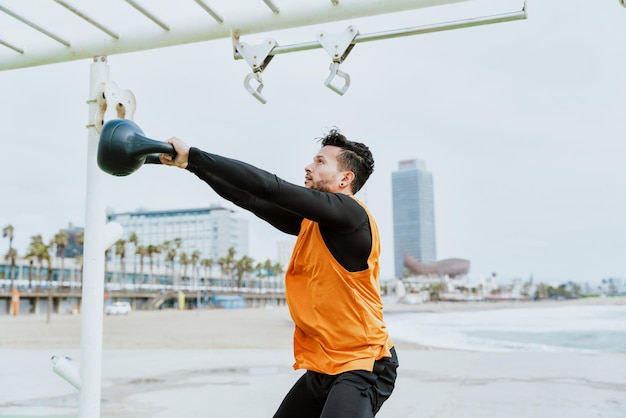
[{"left": 79, "top": 56, "right": 109, "bottom": 418}]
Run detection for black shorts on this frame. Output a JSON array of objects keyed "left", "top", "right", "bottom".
[{"left": 273, "top": 347, "right": 399, "bottom": 418}]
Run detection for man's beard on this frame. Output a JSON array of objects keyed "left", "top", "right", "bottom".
[{"left": 309, "top": 179, "right": 331, "bottom": 192}]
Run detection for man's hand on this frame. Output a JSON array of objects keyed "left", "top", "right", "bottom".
[{"left": 160, "top": 137, "right": 190, "bottom": 169}]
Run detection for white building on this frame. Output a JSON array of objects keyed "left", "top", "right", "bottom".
[{"left": 107, "top": 205, "right": 248, "bottom": 270}]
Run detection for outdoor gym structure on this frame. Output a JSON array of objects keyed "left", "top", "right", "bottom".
[{"left": 0, "top": 1, "right": 531, "bottom": 416}]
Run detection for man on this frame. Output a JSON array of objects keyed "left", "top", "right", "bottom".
[{"left": 160, "top": 128, "right": 398, "bottom": 418}]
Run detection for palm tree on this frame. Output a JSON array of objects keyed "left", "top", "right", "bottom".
[
  {"left": 254, "top": 262, "right": 264, "bottom": 278},
  {"left": 115, "top": 239, "right": 127, "bottom": 285},
  {"left": 26, "top": 235, "right": 54, "bottom": 322},
  {"left": 263, "top": 259, "right": 273, "bottom": 289},
  {"left": 201, "top": 258, "right": 213, "bottom": 286},
  {"left": 2, "top": 225, "right": 16, "bottom": 290},
  {"left": 146, "top": 244, "right": 160, "bottom": 285},
  {"left": 53, "top": 230, "right": 69, "bottom": 284},
  {"left": 75, "top": 231, "right": 84, "bottom": 286},
  {"left": 4, "top": 247, "right": 18, "bottom": 286},
  {"left": 164, "top": 246, "right": 177, "bottom": 287},
  {"left": 234, "top": 255, "right": 254, "bottom": 290},
  {"left": 190, "top": 250, "right": 201, "bottom": 308},
  {"left": 44, "top": 239, "right": 53, "bottom": 324},
  {"left": 135, "top": 245, "right": 148, "bottom": 285},
  {"left": 26, "top": 255, "right": 35, "bottom": 289},
  {"left": 75, "top": 255, "right": 83, "bottom": 286},
  {"left": 128, "top": 232, "right": 139, "bottom": 285},
  {"left": 179, "top": 252, "right": 190, "bottom": 286},
  {"left": 191, "top": 250, "right": 200, "bottom": 286},
  {"left": 25, "top": 235, "right": 46, "bottom": 288},
  {"left": 217, "top": 247, "right": 236, "bottom": 289}
]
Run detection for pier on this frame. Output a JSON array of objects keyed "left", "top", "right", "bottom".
[{"left": 0, "top": 286, "right": 287, "bottom": 315}]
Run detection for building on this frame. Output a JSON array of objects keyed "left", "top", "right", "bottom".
[
  {"left": 276, "top": 237, "right": 297, "bottom": 270},
  {"left": 391, "top": 158, "right": 437, "bottom": 278},
  {"left": 61, "top": 223, "right": 84, "bottom": 258},
  {"left": 106, "top": 205, "right": 248, "bottom": 271}
]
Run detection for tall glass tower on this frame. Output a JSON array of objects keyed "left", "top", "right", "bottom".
[{"left": 391, "top": 159, "right": 437, "bottom": 278}]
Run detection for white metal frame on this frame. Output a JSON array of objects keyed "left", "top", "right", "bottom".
[
  {"left": 0, "top": 1, "right": 527, "bottom": 417},
  {"left": 1, "top": 0, "right": 473, "bottom": 71}
]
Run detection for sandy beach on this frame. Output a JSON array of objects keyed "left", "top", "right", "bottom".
[{"left": 1, "top": 298, "right": 625, "bottom": 417}]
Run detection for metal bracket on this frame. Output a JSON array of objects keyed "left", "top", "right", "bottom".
[
  {"left": 316, "top": 25, "right": 358, "bottom": 96},
  {"left": 91, "top": 81, "right": 136, "bottom": 132},
  {"left": 236, "top": 37, "right": 277, "bottom": 104}
]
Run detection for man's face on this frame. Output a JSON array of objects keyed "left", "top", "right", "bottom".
[{"left": 304, "top": 146, "right": 344, "bottom": 192}]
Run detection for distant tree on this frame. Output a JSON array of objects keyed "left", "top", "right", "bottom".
[
  {"left": 75, "top": 231, "right": 84, "bottom": 285},
  {"left": 2, "top": 225, "right": 16, "bottom": 290},
  {"left": 164, "top": 245, "right": 177, "bottom": 286},
  {"left": 128, "top": 232, "right": 139, "bottom": 282},
  {"left": 179, "top": 252, "right": 190, "bottom": 286},
  {"left": 146, "top": 244, "right": 160, "bottom": 285},
  {"left": 533, "top": 283, "right": 543, "bottom": 300},
  {"left": 115, "top": 239, "right": 127, "bottom": 284},
  {"left": 273, "top": 262, "right": 283, "bottom": 276},
  {"left": 201, "top": 258, "right": 213, "bottom": 283},
  {"left": 26, "top": 235, "right": 54, "bottom": 322},
  {"left": 217, "top": 247, "right": 236, "bottom": 288},
  {"left": 425, "top": 282, "right": 445, "bottom": 302},
  {"left": 53, "top": 230, "right": 69, "bottom": 283},
  {"left": 25, "top": 235, "right": 46, "bottom": 287},
  {"left": 234, "top": 255, "right": 255, "bottom": 289},
  {"left": 135, "top": 245, "right": 147, "bottom": 285},
  {"left": 191, "top": 250, "right": 200, "bottom": 287},
  {"left": 191, "top": 250, "right": 201, "bottom": 307},
  {"left": 44, "top": 239, "right": 53, "bottom": 324}
]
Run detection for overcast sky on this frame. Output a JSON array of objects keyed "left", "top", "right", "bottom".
[{"left": 1, "top": 0, "right": 625, "bottom": 284}]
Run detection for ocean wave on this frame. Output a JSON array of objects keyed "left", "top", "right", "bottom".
[{"left": 385, "top": 305, "right": 626, "bottom": 352}]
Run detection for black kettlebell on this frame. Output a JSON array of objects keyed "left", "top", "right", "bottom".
[{"left": 97, "top": 119, "right": 176, "bottom": 176}]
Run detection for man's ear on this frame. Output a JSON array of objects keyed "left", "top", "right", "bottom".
[{"left": 342, "top": 171, "right": 355, "bottom": 185}]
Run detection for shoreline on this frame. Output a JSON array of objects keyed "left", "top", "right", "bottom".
[
  {"left": 0, "top": 296, "right": 623, "bottom": 350},
  {"left": 383, "top": 294, "right": 626, "bottom": 314}
]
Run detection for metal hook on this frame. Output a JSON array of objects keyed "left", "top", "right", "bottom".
[
  {"left": 236, "top": 38, "right": 277, "bottom": 104},
  {"left": 244, "top": 72, "right": 267, "bottom": 104},
  {"left": 324, "top": 62, "right": 350, "bottom": 96},
  {"left": 317, "top": 25, "right": 359, "bottom": 96}
]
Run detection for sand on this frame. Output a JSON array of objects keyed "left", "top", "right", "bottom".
[{"left": 1, "top": 298, "right": 625, "bottom": 417}]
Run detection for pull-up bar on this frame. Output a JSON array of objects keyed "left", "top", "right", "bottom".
[
  {"left": 235, "top": 8, "right": 527, "bottom": 102},
  {"left": 0, "top": 0, "right": 473, "bottom": 71}
]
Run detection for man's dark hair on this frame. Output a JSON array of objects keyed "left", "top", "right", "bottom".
[{"left": 320, "top": 128, "right": 374, "bottom": 194}]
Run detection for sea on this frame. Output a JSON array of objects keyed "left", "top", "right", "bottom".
[{"left": 384, "top": 303, "right": 626, "bottom": 353}]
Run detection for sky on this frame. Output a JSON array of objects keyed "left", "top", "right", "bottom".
[{"left": 1, "top": 0, "right": 625, "bottom": 285}]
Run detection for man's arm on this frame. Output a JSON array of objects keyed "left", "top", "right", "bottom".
[
  {"left": 191, "top": 169, "right": 302, "bottom": 235},
  {"left": 161, "top": 140, "right": 372, "bottom": 271},
  {"left": 186, "top": 148, "right": 366, "bottom": 232}
]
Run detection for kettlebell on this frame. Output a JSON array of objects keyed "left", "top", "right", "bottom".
[{"left": 97, "top": 119, "right": 176, "bottom": 176}]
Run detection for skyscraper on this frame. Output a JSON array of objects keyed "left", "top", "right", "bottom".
[{"left": 391, "top": 159, "right": 437, "bottom": 278}]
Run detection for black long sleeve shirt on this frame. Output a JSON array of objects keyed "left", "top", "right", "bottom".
[{"left": 185, "top": 147, "right": 373, "bottom": 272}]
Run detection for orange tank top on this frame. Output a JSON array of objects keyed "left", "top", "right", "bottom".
[{"left": 285, "top": 197, "right": 393, "bottom": 375}]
